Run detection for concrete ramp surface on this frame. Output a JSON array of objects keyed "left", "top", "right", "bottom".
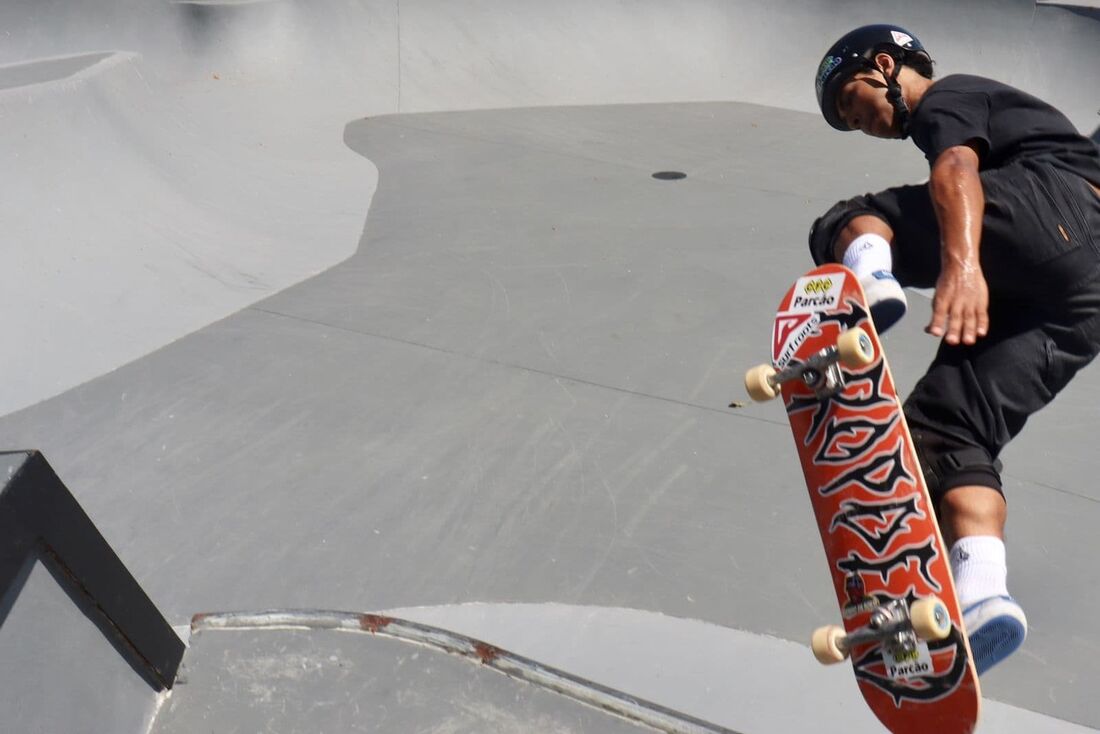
[
  {"left": 157, "top": 611, "right": 738, "bottom": 734},
  {"left": 0, "top": 1, "right": 1098, "bottom": 733}
]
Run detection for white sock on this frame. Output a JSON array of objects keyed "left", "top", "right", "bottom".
[
  {"left": 842, "top": 233, "right": 893, "bottom": 279},
  {"left": 950, "top": 536, "right": 1009, "bottom": 608}
]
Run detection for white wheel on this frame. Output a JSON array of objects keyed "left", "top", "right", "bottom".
[
  {"left": 811, "top": 625, "right": 849, "bottom": 665},
  {"left": 744, "top": 364, "right": 780, "bottom": 402},
  {"left": 836, "top": 327, "right": 875, "bottom": 368},
  {"left": 910, "top": 597, "right": 952, "bottom": 641}
]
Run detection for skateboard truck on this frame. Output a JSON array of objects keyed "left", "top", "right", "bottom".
[
  {"left": 811, "top": 596, "right": 953, "bottom": 665},
  {"left": 789, "top": 346, "right": 847, "bottom": 400},
  {"left": 744, "top": 327, "right": 875, "bottom": 402}
]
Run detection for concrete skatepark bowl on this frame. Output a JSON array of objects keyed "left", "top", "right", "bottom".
[{"left": 0, "top": 1, "right": 1098, "bottom": 732}]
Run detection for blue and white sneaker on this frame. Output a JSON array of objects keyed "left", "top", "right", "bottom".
[
  {"left": 963, "top": 595, "right": 1028, "bottom": 675},
  {"left": 860, "top": 270, "right": 908, "bottom": 334}
]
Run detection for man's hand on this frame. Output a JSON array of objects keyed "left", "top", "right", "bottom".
[
  {"left": 928, "top": 141, "right": 988, "bottom": 346},
  {"left": 927, "top": 261, "right": 989, "bottom": 345}
]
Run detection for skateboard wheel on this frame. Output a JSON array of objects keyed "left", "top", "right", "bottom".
[
  {"left": 744, "top": 364, "right": 780, "bottom": 402},
  {"left": 910, "top": 597, "right": 952, "bottom": 641},
  {"left": 836, "top": 327, "right": 875, "bottom": 368},
  {"left": 811, "top": 625, "right": 849, "bottom": 665}
]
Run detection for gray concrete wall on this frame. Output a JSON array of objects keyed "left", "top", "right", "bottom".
[
  {"left": 0, "top": 557, "right": 158, "bottom": 734},
  {"left": 3, "top": 1, "right": 1096, "bottom": 122}
]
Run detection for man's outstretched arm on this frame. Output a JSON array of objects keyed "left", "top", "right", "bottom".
[{"left": 927, "top": 142, "right": 989, "bottom": 345}]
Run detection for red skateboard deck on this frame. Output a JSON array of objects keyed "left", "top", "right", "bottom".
[{"left": 755, "top": 264, "right": 981, "bottom": 733}]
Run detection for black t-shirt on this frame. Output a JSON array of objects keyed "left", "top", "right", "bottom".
[{"left": 908, "top": 74, "right": 1100, "bottom": 187}]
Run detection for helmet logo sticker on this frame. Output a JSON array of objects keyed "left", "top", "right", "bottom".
[
  {"left": 816, "top": 55, "right": 844, "bottom": 98},
  {"left": 890, "top": 31, "right": 914, "bottom": 48}
]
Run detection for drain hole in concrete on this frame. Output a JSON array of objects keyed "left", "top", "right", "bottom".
[{"left": 652, "top": 171, "right": 687, "bottom": 181}]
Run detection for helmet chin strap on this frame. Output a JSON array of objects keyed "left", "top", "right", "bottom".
[{"left": 879, "top": 59, "right": 911, "bottom": 139}]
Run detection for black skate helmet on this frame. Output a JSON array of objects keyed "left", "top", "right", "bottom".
[{"left": 815, "top": 24, "right": 933, "bottom": 136}]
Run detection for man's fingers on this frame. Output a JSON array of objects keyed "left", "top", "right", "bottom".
[
  {"left": 962, "top": 308, "right": 979, "bottom": 345},
  {"left": 926, "top": 293, "right": 949, "bottom": 336},
  {"left": 966, "top": 305, "right": 991, "bottom": 344},
  {"left": 926, "top": 318, "right": 946, "bottom": 336},
  {"left": 942, "top": 302, "right": 990, "bottom": 345},
  {"left": 977, "top": 309, "right": 990, "bottom": 337},
  {"left": 945, "top": 302, "right": 965, "bottom": 345},
  {"left": 928, "top": 274, "right": 990, "bottom": 344}
]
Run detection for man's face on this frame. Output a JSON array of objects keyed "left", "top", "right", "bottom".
[{"left": 835, "top": 71, "right": 901, "bottom": 139}]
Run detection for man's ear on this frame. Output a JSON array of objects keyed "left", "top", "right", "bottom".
[{"left": 873, "top": 52, "right": 897, "bottom": 77}]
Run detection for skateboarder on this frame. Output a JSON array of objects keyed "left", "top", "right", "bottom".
[{"left": 811, "top": 24, "right": 1100, "bottom": 674}]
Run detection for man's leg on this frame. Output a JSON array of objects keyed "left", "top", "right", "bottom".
[
  {"left": 939, "top": 488, "right": 1009, "bottom": 608},
  {"left": 938, "top": 485, "right": 1022, "bottom": 677},
  {"left": 830, "top": 215, "right": 909, "bottom": 331},
  {"left": 909, "top": 434, "right": 1024, "bottom": 676},
  {"left": 939, "top": 485, "right": 1006, "bottom": 548},
  {"left": 904, "top": 294, "right": 1100, "bottom": 674},
  {"left": 831, "top": 214, "right": 895, "bottom": 262}
]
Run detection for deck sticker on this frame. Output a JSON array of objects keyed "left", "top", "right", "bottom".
[
  {"left": 884, "top": 641, "right": 934, "bottom": 681},
  {"left": 842, "top": 573, "right": 882, "bottom": 619},
  {"left": 773, "top": 312, "right": 820, "bottom": 369},
  {"left": 788, "top": 275, "right": 843, "bottom": 314}
]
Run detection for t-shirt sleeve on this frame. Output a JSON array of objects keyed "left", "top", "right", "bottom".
[{"left": 910, "top": 90, "right": 991, "bottom": 164}]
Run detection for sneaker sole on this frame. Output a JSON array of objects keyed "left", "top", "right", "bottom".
[
  {"left": 869, "top": 299, "right": 906, "bottom": 333},
  {"left": 968, "top": 615, "right": 1027, "bottom": 675}
]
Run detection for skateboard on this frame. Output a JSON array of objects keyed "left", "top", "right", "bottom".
[{"left": 744, "top": 264, "right": 981, "bottom": 734}]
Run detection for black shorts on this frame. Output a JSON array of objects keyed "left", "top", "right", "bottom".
[{"left": 813, "top": 161, "right": 1100, "bottom": 507}]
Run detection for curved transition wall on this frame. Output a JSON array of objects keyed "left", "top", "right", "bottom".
[
  {"left": 2, "top": 0, "right": 1098, "bottom": 121},
  {"left": 0, "top": 0, "right": 1097, "bottom": 413}
]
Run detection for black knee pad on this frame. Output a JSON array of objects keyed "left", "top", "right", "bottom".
[
  {"left": 910, "top": 428, "right": 1005, "bottom": 508},
  {"left": 808, "top": 196, "right": 884, "bottom": 266}
]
